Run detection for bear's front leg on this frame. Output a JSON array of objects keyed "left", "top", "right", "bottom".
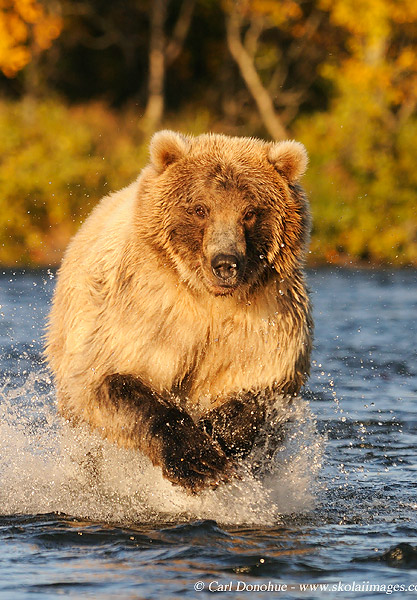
[
  {"left": 98, "top": 375, "right": 231, "bottom": 494},
  {"left": 198, "top": 394, "right": 266, "bottom": 459}
]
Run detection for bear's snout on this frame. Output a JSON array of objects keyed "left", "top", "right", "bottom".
[
  {"left": 211, "top": 253, "right": 241, "bottom": 285},
  {"left": 204, "top": 216, "right": 246, "bottom": 292}
]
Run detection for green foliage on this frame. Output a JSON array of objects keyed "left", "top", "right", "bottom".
[
  {"left": 0, "top": 99, "right": 148, "bottom": 265},
  {"left": 298, "top": 0, "right": 417, "bottom": 266},
  {"left": 0, "top": 96, "right": 416, "bottom": 267},
  {"left": 1, "top": 0, "right": 416, "bottom": 267},
  {"left": 296, "top": 100, "right": 417, "bottom": 266}
]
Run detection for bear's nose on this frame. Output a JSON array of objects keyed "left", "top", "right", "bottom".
[{"left": 211, "top": 254, "right": 240, "bottom": 283}]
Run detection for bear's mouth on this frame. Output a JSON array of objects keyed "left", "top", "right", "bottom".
[
  {"left": 202, "top": 270, "right": 242, "bottom": 296},
  {"left": 209, "top": 281, "right": 239, "bottom": 296}
]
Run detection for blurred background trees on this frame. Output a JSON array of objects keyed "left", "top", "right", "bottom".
[{"left": 0, "top": 0, "right": 416, "bottom": 266}]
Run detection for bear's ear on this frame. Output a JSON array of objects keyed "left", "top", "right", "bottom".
[
  {"left": 267, "top": 140, "right": 308, "bottom": 182},
  {"left": 150, "top": 130, "right": 191, "bottom": 172}
]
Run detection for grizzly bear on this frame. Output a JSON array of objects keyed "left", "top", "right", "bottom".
[{"left": 46, "top": 130, "right": 313, "bottom": 494}]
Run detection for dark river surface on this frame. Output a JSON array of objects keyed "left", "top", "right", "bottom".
[{"left": 0, "top": 268, "right": 416, "bottom": 599}]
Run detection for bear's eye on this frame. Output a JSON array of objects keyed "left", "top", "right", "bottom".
[
  {"left": 194, "top": 204, "right": 208, "bottom": 219},
  {"left": 243, "top": 208, "right": 256, "bottom": 223}
]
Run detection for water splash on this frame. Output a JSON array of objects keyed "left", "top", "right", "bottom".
[{"left": 0, "top": 371, "right": 324, "bottom": 526}]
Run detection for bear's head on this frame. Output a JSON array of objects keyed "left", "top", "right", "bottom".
[{"left": 140, "top": 130, "right": 310, "bottom": 297}]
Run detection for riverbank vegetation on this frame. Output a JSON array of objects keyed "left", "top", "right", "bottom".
[{"left": 1, "top": 0, "right": 416, "bottom": 267}]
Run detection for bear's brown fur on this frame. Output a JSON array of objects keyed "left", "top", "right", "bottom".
[{"left": 46, "top": 131, "right": 313, "bottom": 493}]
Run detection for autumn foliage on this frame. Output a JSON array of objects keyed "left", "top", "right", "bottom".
[
  {"left": 0, "top": 0, "right": 61, "bottom": 77},
  {"left": 0, "top": 0, "right": 416, "bottom": 266}
]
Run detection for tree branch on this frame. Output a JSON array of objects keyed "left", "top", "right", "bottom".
[
  {"left": 166, "top": 0, "right": 196, "bottom": 66},
  {"left": 144, "top": 0, "right": 167, "bottom": 129},
  {"left": 225, "top": 9, "right": 287, "bottom": 140}
]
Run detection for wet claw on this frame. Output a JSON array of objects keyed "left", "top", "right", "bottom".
[{"left": 159, "top": 424, "right": 235, "bottom": 494}]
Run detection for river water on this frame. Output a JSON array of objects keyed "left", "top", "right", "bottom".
[{"left": 0, "top": 268, "right": 416, "bottom": 599}]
